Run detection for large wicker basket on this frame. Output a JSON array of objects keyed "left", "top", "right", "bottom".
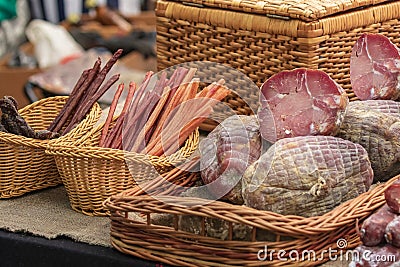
[
  {"left": 104, "top": 174, "right": 399, "bottom": 266},
  {"left": 156, "top": 0, "right": 400, "bottom": 129},
  {"left": 46, "top": 118, "right": 200, "bottom": 216},
  {"left": 0, "top": 96, "right": 102, "bottom": 199}
]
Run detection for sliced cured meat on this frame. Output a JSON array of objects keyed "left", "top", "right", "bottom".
[
  {"left": 258, "top": 68, "right": 348, "bottom": 142},
  {"left": 350, "top": 33, "right": 400, "bottom": 100},
  {"left": 241, "top": 135, "right": 373, "bottom": 217}
]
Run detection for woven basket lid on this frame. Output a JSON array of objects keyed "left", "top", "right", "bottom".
[{"left": 177, "top": 0, "right": 391, "bottom": 21}]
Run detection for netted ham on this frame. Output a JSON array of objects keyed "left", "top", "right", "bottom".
[
  {"left": 258, "top": 68, "right": 348, "bottom": 143},
  {"left": 200, "top": 115, "right": 263, "bottom": 204},
  {"left": 242, "top": 135, "right": 373, "bottom": 217},
  {"left": 337, "top": 102, "right": 400, "bottom": 182},
  {"left": 348, "top": 100, "right": 400, "bottom": 118},
  {"left": 350, "top": 33, "right": 400, "bottom": 100}
]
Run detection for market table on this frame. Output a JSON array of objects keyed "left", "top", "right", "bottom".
[
  {"left": 0, "top": 185, "right": 170, "bottom": 267},
  {"left": 0, "top": 229, "right": 162, "bottom": 267}
]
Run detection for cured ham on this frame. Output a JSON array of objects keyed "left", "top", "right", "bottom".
[
  {"left": 258, "top": 68, "right": 348, "bottom": 142},
  {"left": 350, "top": 33, "right": 400, "bottom": 100},
  {"left": 199, "top": 115, "right": 262, "bottom": 204},
  {"left": 241, "top": 135, "right": 373, "bottom": 217}
]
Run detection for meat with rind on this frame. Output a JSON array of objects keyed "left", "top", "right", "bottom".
[
  {"left": 242, "top": 135, "right": 373, "bottom": 217},
  {"left": 348, "top": 100, "right": 400, "bottom": 119},
  {"left": 337, "top": 103, "right": 400, "bottom": 182},
  {"left": 200, "top": 115, "right": 263, "bottom": 204}
]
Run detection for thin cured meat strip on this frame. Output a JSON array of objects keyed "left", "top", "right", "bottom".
[
  {"left": 350, "top": 33, "right": 400, "bottom": 100},
  {"left": 258, "top": 68, "right": 348, "bottom": 143}
]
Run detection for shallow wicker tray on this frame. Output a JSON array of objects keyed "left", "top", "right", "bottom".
[
  {"left": 0, "top": 96, "right": 101, "bottom": 199},
  {"left": 46, "top": 118, "right": 200, "bottom": 216},
  {"left": 104, "top": 174, "right": 399, "bottom": 266}
]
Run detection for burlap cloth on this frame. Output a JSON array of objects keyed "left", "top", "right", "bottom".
[{"left": 0, "top": 185, "right": 113, "bottom": 247}]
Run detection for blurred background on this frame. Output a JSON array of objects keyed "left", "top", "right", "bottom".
[{"left": 0, "top": 0, "right": 157, "bottom": 107}]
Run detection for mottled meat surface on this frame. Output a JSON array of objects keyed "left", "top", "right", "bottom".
[
  {"left": 258, "top": 68, "right": 348, "bottom": 142},
  {"left": 350, "top": 33, "right": 400, "bottom": 100},
  {"left": 242, "top": 135, "right": 373, "bottom": 217}
]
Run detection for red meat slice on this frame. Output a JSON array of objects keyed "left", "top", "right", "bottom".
[
  {"left": 258, "top": 68, "right": 348, "bottom": 142},
  {"left": 350, "top": 33, "right": 400, "bottom": 100}
]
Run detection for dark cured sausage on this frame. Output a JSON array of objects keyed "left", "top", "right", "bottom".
[
  {"left": 385, "top": 179, "right": 400, "bottom": 214},
  {"left": 385, "top": 216, "right": 400, "bottom": 248},
  {"left": 258, "top": 68, "right": 348, "bottom": 143},
  {"left": 360, "top": 204, "right": 398, "bottom": 246}
]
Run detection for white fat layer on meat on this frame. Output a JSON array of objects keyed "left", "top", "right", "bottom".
[
  {"left": 276, "top": 93, "right": 287, "bottom": 99},
  {"left": 312, "top": 104, "right": 322, "bottom": 112},
  {"left": 364, "top": 37, "right": 372, "bottom": 63},
  {"left": 370, "top": 87, "right": 375, "bottom": 98},
  {"left": 303, "top": 72, "right": 311, "bottom": 97},
  {"left": 332, "top": 95, "right": 341, "bottom": 105},
  {"left": 284, "top": 129, "right": 292, "bottom": 135},
  {"left": 309, "top": 122, "right": 315, "bottom": 133}
]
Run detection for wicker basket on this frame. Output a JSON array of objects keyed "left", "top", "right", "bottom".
[
  {"left": 46, "top": 118, "right": 200, "bottom": 216},
  {"left": 104, "top": 174, "right": 399, "bottom": 266},
  {"left": 0, "top": 96, "right": 102, "bottom": 199},
  {"left": 156, "top": 0, "right": 400, "bottom": 129}
]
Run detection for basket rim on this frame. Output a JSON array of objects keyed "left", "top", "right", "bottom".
[
  {"left": 161, "top": 0, "right": 392, "bottom": 22},
  {"left": 0, "top": 96, "right": 102, "bottom": 149},
  {"left": 104, "top": 174, "right": 398, "bottom": 238},
  {"left": 156, "top": 0, "right": 400, "bottom": 37},
  {"left": 46, "top": 126, "right": 200, "bottom": 166}
]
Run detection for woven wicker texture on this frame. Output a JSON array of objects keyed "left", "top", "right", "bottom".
[
  {"left": 46, "top": 118, "right": 200, "bottom": 216},
  {"left": 156, "top": 0, "right": 400, "bottom": 129},
  {"left": 104, "top": 174, "right": 399, "bottom": 266},
  {"left": 0, "top": 96, "right": 102, "bottom": 199},
  {"left": 172, "top": 0, "right": 391, "bottom": 21}
]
